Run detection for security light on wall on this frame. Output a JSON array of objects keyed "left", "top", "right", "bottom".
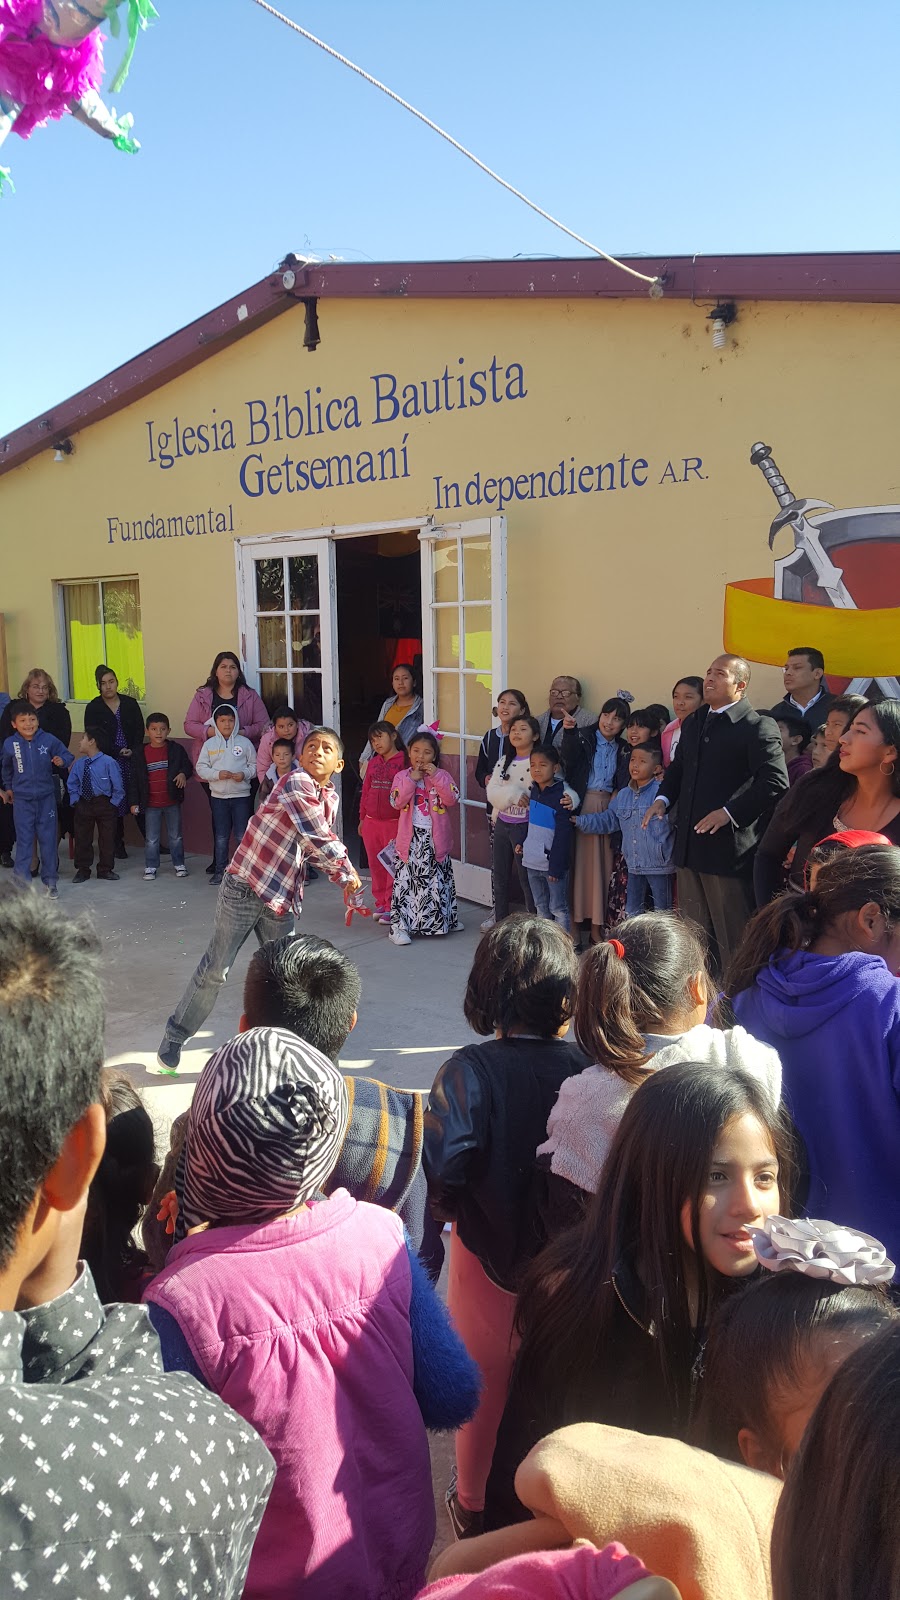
[
  {"left": 708, "top": 301, "right": 737, "bottom": 349},
  {"left": 53, "top": 439, "right": 75, "bottom": 463}
]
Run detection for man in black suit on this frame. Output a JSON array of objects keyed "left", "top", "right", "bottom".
[{"left": 643, "top": 654, "right": 788, "bottom": 972}]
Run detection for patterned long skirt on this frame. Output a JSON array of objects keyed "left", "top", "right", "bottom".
[{"left": 391, "top": 827, "right": 459, "bottom": 937}]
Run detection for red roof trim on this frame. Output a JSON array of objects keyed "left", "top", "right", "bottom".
[{"left": 3, "top": 251, "right": 899, "bottom": 477}]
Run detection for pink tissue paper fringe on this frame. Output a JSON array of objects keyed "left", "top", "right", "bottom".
[{"left": 0, "top": 0, "right": 104, "bottom": 137}]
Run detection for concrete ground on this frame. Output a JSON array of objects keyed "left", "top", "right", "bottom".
[{"left": 51, "top": 843, "right": 484, "bottom": 1569}]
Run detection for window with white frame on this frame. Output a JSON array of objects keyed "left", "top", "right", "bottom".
[{"left": 57, "top": 577, "right": 145, "bottom": 701}]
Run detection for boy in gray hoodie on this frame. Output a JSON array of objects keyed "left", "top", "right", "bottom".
[{"left": 196, "top": 706, "right": 256, "bottom": 883}]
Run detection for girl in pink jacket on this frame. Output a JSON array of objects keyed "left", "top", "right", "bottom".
[{"left": 389, "top": 727, "right": 461, "bottom": 947}]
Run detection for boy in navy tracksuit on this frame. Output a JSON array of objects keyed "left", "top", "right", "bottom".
[
  {"left": 519, "top": 745, "right": 574, "bottom": 931},
  {"left": 574, "top": 741, "right": 675, "bottom": 914},
  {"left": 68, "top": 726, "right": 126, "bottom": 882},
  {"left": 0, "top": 699, "right": 74, "bottom": 896}
]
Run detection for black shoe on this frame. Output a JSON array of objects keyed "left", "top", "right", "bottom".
[
  {"left": 210, "top": 872, "right": 223, "bottom": 885},
  {"left": 30, "top": 864, "right": 40, "bottom": 878},
  {"left": 445, "top": 1487, "right": 484, "bottom": 1541},
  {"left": 114, "top": 845, "right": 128, "bottom": 860},
  {"left": 156, "top": 1039, "right": 182, "bottom": 1075},
  {"left": 73, "top": 870, "right": 90, "bottom": 883},
  {"left": 97, "top": 870, "right": 120, "bottom": 881},
  {"left": 206, "top": 861, "right": 216, "bottom": 874},
  {"left": 0, "top": 852, "right": 12, "bottom": 868}
]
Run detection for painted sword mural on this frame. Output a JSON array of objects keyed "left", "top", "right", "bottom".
[{"left": 749, "top": 442, "right": 900, "bottom": 699}]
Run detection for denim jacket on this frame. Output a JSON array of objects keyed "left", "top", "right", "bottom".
[{"left": 575, "top": 777, "right": 674, "bottom": 874}]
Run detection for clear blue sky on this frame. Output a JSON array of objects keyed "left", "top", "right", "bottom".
[{"left": 3, "top": 0, "right": 898, "bottom": 436}]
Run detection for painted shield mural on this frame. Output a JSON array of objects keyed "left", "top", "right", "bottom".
[{"left": 723, "top": 443, "right": 900, "bottom": 697}]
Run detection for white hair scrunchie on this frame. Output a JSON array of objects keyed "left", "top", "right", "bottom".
[{"left": 752, "top": 1215, "right": 895, "bottom": 1286}]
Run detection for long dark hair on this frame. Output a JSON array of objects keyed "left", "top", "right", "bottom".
[
  {"left": 513, "top": 1062, "right": 795, "bottom": 1431},
  {"left": 771, "top": 1321, "right": 900, "bottom": 1600},
  {"left": 367, "top": 719, "right": 408, "bottom": 757},
  {"left": 574, "top": 913, "right": 709, "bottom": 1085},
  {"left": 81, "top": 1069, "right": 158, "bottom": 1302},
  {"left": 725, "top": 844, "right": 900, "bottom": 998},
  {"left": 765, "top": 700, "right": 900, "bottom": 843},
  {"left": 203, "top": 651, "right": 247, "bottom": 693},
  {"left": 693, "top": 1270, "right": 898, "bottom": 1466}
]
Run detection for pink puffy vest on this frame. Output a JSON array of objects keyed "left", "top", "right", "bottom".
[{"left": 145, "top": 1190, "right": 434, "bottom": 1600}]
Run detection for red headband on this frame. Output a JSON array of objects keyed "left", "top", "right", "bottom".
[{"left": 607, "top": 938, "right": 625, "bottom": 959}]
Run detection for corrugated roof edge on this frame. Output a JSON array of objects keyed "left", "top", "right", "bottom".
[{"left": 2, "top": 250, "right": 899, "bottom": 478}]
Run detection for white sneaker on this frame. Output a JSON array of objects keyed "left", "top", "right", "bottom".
[
  {"left": 389, "top": 928, "right": 412, "bottom": 946},
  {"left": 480, "top": 914, "right": 495, "bottom": 932},
  {"left": 144, "top": 868, "right": 157, "bottom": 880},
  {"left": 174, "top": 865, "right": 188, "bottom": 878}
]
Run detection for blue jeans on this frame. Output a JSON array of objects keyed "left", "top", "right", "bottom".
[
  {"left": 624, "top": 871, "right": 674, "bottom": 917},
  {"left": 144, "top": 804, "right": 185, "bottom": 870},
  {"left": 210, "top": 794, "right": 252, "bottom": 872},
  {"left": 13, "top": 793, "right": 59, "bottom": 886},
  {"left": 161, "top": 872, "right": 291, "bottom": 1051},
  {"left": 527, "top": 868, "right": 571, "bottom": 932}
]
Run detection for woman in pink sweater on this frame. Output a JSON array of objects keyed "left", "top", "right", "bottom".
[{"left": 144, "top": 1027, "right": 480, "bottom": 1600}]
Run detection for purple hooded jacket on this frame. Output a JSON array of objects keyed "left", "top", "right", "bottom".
[{"left": 733, "top": 949, "right": 900, "bottom": 1262}]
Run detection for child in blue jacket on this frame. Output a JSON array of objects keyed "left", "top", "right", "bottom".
[
  {"left": 573, "top": 742, "right": 674, "bottom": 914},
  {"left": 519, "top": 746, "right": 574, "bottom": 932},
  {"left": 0, "top": 699, "right": 74, "bottom": 896}
]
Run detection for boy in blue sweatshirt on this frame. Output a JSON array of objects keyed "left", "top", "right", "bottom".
[
  {"left": 68, "top": 725, "right": 126, "bottom": 883},
  {"left": 0, "top": 699, "right": 74, "bottom": 896},
  {"left": 519, "top": 745, "right": 573, "bottom": 931},
  {"left": 574, "top": 742, "right": 674, "bottom": 914}
]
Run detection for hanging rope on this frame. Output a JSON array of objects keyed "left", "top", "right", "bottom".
[{"left": 249, "top": 0, "right": 663, "bottom": 293}]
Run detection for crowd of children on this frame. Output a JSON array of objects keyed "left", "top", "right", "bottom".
[{"left": 4, "top": 816, "right": 900, "bottom": 1596}]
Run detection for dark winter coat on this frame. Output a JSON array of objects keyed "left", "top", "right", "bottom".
[
  {"left": 657, "top": 699, "right": 788, "bottom": 877},
  {"left": 128, "top": 740, "right": 194, "bottom": 809},
  {"left": 424, "top": 1036, "right": 588, "bottom": 1292},
  {"left": 83, "top": 694, "right": 145, "bottom": 755}
]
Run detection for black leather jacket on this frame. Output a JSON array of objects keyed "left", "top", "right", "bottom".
[{"left": 424, "top": 1036, "right": 588, "bottom": 1292}]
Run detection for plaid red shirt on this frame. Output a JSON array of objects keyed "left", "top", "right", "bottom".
[{"left": 227, "top": 769, "right": 355, "bottom": 915}]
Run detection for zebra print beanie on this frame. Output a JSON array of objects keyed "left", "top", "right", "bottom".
[{"left": 174, "top": 1026, "right": 349, "bottom": 1236}]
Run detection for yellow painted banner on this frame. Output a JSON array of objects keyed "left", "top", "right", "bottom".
[{"left": 724, "top": 578, "right": 900, "bottom": 676}]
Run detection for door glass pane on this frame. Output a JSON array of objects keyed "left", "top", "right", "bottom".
[
  {"left": 464, "top": 796, "right": 492, "bottom": 869},
  {"left": 102, "top": 579, "right": 145, "bottom": 699},
  {"left": 291, "top": 614, "right": 322, "bottom": 670},
  {"left": 289, "top": 555, "right": 319, "bottom": 610},
  {"left": 255, "top": 558, "right": 284, "bottom": 612},
  {"left": 260, "top": 671, "right": 288, "bottom": 713},
  {"left": 438, "top": 734, "right": 462, "bottom": 857},
  {"left": 463, "top": 538, "right": 491, "bottom": 602},
  {"left": 62, "top": 582, "right": 102, "bottom": 699},
  {"left": 433, "top": 540, "right": 459, "bottom": 602},
  {"left": 292, "top": 672, "right": 323, "bottom": 725},
  {"left": 434, "top": 608, "right": 460, "bottom": 669},
  {"left": 434, "top": 673, "right": 460, "bottom": 734},
  {"left": 464, "top": 672, "right": 494, "bottom": 737},
  {"left": 462, "top": 606, "right": 492, "bottom": 674},
  {"left": 259, "top": 616, "right": 286, "bottom": 669}
]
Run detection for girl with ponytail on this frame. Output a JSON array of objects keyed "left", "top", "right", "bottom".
[
  {"left": 538, "top": 913, "right": 781, "bottom": 1229},
  {"left": 729, "top": 844, "right": 900, "bottom": 1259}
]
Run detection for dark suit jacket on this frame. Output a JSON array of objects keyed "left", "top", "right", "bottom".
[
  {"left": 658, "top": 698, "right": 788, "bottom": 877},
  {"left": 767, "top": 690, "right": 835, "bottom": 729}
]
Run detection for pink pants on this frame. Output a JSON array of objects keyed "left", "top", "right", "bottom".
[
  {"left": 361, "top": 816, "right": 399, "bottom": 910},
  {"left": 447, "top": 1225, "right": 520, "bottom": 1512}
]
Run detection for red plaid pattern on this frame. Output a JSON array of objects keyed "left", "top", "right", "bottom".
[{"left": 227, "top": 770, "right": 355, "bottom": 915}]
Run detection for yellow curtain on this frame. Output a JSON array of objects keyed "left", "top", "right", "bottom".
[{"left": 63, "top": 579, "right": 146, "bottom": 700}]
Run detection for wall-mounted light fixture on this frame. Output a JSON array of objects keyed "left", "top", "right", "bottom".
[
  {"left": 53, "top": 438, "right": 75, "bottom": 463},
  {"left": 707, "top": 301, "right": 737, "bottom": 349}
]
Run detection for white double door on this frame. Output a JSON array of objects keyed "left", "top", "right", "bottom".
[{"left": 236, "top": 516, "right": 507, "bottom": 904}]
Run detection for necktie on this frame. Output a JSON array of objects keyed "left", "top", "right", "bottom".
[{"left": 82, "top": 760, "right": 94, "bottom": 798}]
